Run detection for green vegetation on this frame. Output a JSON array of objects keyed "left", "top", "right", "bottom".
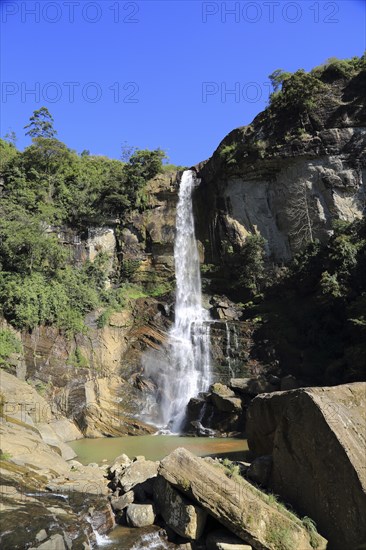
[
  {"left": 311, "top": 55, "right": 366, "bottom": 79},
  {"left": 24, "top": 106, "right": 57, "bottom": 139},
  {"left": 67, "top": 347, "right": 89, "bottom": 369},
  {"left": 302, "top": 517, "right": 320, "bottom": 549},
  {"left": 219, "top": 143, "right": 238, "bottom": 166},
  {"left": 253, "top": 217, "right": 366, "bottom": 383},
  {"left": 0, "top": 329, "right": 22, "bottom": 368},
  {"left": 222, "top": 458, "right": 241, "bottom": 479},
  {"left": 269, "top": 69, "right": 327, "bottom": 114},
  {"left": 180, "top": 478, "right": 191, "bottom": 491},
  {"left": 269, "top": 54, "right": 365, "bottom": 112},
  {"left": 215, "top": 54, "right": 365, "bottom": 170},
  {"left": 0, "top": 109, "right": 169, "bottom": 335},
  {"left": 215, "top": 234, "right": 267, "bottom": 301},
  {"left": 0, "top": 451, "right": 12, "bottom": 461},
  {"left": 265, "top": 522, "right": 294, "bottom": 550}
]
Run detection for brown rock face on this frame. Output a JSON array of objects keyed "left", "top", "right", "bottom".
[
  {"left": 195, "top": 71, "right": 366, "bottom": 265},
  {"left": 159, "top": 448, "right": 327, "bottom": 550},
  {"left": 246, "top": 383, "right": 366, "bottom": 550},
  {"left": 154, "top": 476, "right": 207, "bottom": 540}
]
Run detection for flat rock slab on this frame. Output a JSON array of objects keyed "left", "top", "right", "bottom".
[
  {"left": 118, "top": 458, "right": 159, "bottom": 493},
  {"left": 207, "top": 528, "right": 253, "bottom": 549},
  {"left": 159, "top": 448, "right": 327, "bottom": 550}
]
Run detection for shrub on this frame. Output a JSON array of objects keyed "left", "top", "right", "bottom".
[
  {"left": 67, "top": 347, "right": 89, "bottom": 369},
  {"left": 0, "top": 329, "right": 21, "bottom": 368}
]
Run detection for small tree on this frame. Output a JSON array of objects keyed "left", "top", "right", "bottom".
[
  {"left": 121, "top": 142, "right": 138, "bottom": 163},
  {"left": 4, "top": 130, "right": 17, "bottom": 146},
  {"left": 24, "top": 107, "right": 57, "bottom": 139},
  {"left": 239, "top": 234, "right": 266, "bottom": 295},
  {"left": 268, "top": 69, "right": 291, "bottom": 92}
]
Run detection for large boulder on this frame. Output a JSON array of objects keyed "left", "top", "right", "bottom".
[
  {"left": 116, "top": 457, "right": 159, "bottom": 493},
  {"left": 246, "top": 383, "right": 366, "bottom": 550},
  {"left": 210, "top": 383, "right": 242, "bottom": 413},
  {"left": 159, "top": 448, "right": 326, "bottom": 550},
  {"left": 155, "top": 475, "right": 207, "bottom": 540},
  {"left": 230, "top": 377, "right": 277, "bottom": 397},
  {"left": 246, "top": 392, "right": 287, "bottom": 456},
  {"left": 126, "top": 504, "right": 155, "bottom": 527}
]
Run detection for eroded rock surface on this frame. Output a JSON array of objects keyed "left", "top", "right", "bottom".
[
  {"left": 155, "top": 475, "right": 207, "bottom": 540},
  {"left": 247, "top": 383, "right": 366, "bottom": 550},
  {"left": 159, "top": 448, "right": 327, "bottom": 550}
]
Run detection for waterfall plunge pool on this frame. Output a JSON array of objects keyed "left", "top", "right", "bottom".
[
  {"left": 68, "top": 434, "right": 248, "bottom": 465},
  {"left": 68, "top": 436, "right": 248, "bottom": 549}
]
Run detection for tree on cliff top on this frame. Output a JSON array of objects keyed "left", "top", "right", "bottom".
[
  {"left": 24, "top": 107, "right": 57, "bottom": 139},
  {"left": 268, "top": 69, "right": 291, "bottom": 92}
]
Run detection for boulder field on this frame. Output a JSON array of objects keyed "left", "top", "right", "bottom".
[{"left": 1, "top": 371, "right": 365, "bottom": 549}]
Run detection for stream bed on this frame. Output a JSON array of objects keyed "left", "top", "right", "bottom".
[{"left": 68, "top": 435, "right": 249, "bottom": 548}]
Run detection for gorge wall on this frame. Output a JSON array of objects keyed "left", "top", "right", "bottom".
[
  {"left": 3, "top": 65, "right": 365, "bottom": 436},
  {"left": 194, "top": 67, "right": 365, "bottom": 269}
]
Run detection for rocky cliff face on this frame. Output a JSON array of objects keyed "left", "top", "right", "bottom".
[
  {"left": 246, "top": 383, "right": 366, "bottom": 550},
  {"left": 4, "top": 70, "right": 366, "bottom": 436},
  {"left": 195, "top": 69, "right": 366, "bottom": 265}
]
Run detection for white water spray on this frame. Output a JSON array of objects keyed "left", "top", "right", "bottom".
[{"left": 143, "top": 170, "right": 211, "bottom": 432}]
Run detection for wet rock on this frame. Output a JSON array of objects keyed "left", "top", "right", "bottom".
[
  {"left": 210, "top": 298, "right": 242, "bottom": 321},
  {"left": 190, "top": 420, "right": 217, "bottom": 437},
  {"left": 29, "top": 534, "right": 67, "bottom": 550},
  {"left": 88, "top": 502, "right": 115, "bottom": 535},
  {"left": 155, "top": 476, "right": 207, "bottom": 540},
  {"left": 126, "top": 504, "right": 155, "bottom": 528},
  {"left": 35, "top": 530, "right": 48, "bottom": 542}
]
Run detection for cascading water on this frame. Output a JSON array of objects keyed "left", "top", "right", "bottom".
[{"left": 142, "top": 170, "right": 211, "bottom": 432}]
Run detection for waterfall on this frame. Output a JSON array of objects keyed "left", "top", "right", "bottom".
[{"left": 142, "top": 170, "right": 211, "bottom": 432}]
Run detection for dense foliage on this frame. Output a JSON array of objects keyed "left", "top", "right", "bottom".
[
  {"left": 0, "top": 328, "right": 22, "bottom": 368},
  {"left": 0, "top": 110, "right": 167, "bottom": 335},
  {"left": 216, "top": 54, "right": 366, "bottom": 169},
  {"left": 254, "top": 218, "right": 366, "bottom": 384},
  {"left": 269, "top": 54, "right": 366, "bottom": 113}
]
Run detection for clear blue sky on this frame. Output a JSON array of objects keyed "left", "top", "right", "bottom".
[{"left": 1, "top": 0, "right": 365, "bottom": 166}]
